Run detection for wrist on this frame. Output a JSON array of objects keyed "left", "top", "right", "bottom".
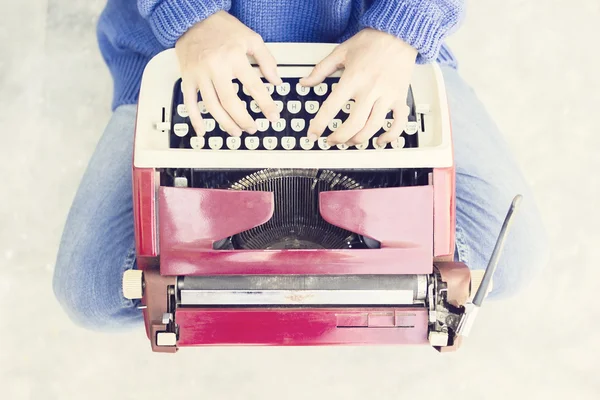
[
  {"left": 360, "top": 1, "right": 463, "bottom": 63},
  {"left": 146, "top": 0, "right": 231, "bottom": 48}
]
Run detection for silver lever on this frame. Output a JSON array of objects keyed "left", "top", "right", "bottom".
[{"left": 457, "top": 194, "right": 523, "bottom": 337}]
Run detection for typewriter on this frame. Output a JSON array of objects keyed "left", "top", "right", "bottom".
[{"left": 123, "top": 43, "right": 516, "bottom": 353}]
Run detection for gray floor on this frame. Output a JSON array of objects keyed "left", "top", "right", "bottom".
[{"left": 1, "top": 1, "right": 598, "bottom": 399}]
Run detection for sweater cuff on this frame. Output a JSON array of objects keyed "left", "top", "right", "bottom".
[
  {"left": 145, "top": 0, "right": 231, "bottom": 48},
  {"left": 360, "top": 1, "right": 463, "bottom": 63}
]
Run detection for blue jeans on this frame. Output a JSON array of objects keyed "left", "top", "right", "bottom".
[{"left": 52, "top": 66, "right": 548, "bottom": 331}]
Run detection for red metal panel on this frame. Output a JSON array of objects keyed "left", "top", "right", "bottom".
[
  {"left": 160, "top": 247, "right": 432, "bottom": 275},
  {"left": 175, "top": 308, "right": 429, "bottom": 346},
  {"left": 320, "top": 186, "right": 434, "bottom": 250},
  {"left": 158, "top": 186, "right": 274, "bottom": 249},
  {"left": 432, "top": 168, "right": 456, "bottom": 257},
  {"left": 158, "top": 186, "right": 434, "bottom": 276},
  {"left": 132, "top": 167, "right": 157, "bottom": 257}
]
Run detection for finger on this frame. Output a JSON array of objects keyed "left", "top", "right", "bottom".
[
  {"left": 198, "top": 76, "right": 243, "bottom": 137},
  {"left": 212, "top": 74, "right": 257, "bottom": 134},
  {"left": 299, "top": 47, "right": 345, "bottom": 87},
  {"left": 248, "top": 37, "right": 282, "bottom": 85},
  {"left": 326, "top": 96, "right": 373, "bottom": 145},
  {"left": 182, "top": 78, "right": 204, "bottom": 136},
  {"left": 377, "top": 104, "right": 410, "bottom": 145},
  {"left": 236, "top": 62, "right": 280, "bottom": 122},
  {"left": 347, "top": 99, "right": 391, "bottom": 145},
  {"left": 306, "top": 79, "right": 353, "bottom": 139}
]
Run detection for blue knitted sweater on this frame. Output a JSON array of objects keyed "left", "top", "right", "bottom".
[{"left": 97, "top": 0, "right": 464, "bottom": 110}]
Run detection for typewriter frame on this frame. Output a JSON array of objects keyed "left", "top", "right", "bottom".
[{"left": 130, "top": 44, "right": 473, "bottom": 353}]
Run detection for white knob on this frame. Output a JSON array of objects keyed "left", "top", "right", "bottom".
[{"left": 122, "top": 270, "right": 143, "bottom": 299}]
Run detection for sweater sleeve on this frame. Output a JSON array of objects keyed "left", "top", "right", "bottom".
[
  {"left": 360, "top": 0, "right": 465, "bottom": 63},
  {"left": 137, "top": 0, "right": 232, "bottom": 48}
]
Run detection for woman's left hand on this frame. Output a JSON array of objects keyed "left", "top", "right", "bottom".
[{"left": 300, "top": 28, "right": 417, "bottom": 147}]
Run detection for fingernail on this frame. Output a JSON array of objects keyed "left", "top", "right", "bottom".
[
  {"left": 269, "top": 113, "right": 280, "bottom": 122},
  {"left": 307, "top": 133, "right": 317, "bottom": 142},
  {"left": 247, "top": 127, "right": 257, "bottom": 135}
]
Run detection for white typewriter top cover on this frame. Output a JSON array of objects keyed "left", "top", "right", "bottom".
[{"left": 134, "top": 43, "right": 453, "bottom": 169}]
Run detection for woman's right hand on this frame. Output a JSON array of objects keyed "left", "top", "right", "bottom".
[{"left": 175, "top": 11, "right": 282, "bottom": 137}]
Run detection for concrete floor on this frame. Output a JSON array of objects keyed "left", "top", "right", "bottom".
[{"left": 1, "top": 1, "right": 598, "bottom": 399}]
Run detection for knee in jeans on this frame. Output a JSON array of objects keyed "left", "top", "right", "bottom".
[
  {"left": 53, "top": 265, "right": 109, "bottom": 331},
  {"left": 52, "top": 250, "right": 140, "bottom": 331}
]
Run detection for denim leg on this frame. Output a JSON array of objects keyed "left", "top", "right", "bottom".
[
  {"left": 442, "top": 66, "right": 549, "bottom": 299},
  {"left": 53, "top": 104, "right": 143, "bottom": 330}
]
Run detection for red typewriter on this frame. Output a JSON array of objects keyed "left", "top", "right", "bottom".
[{"left": 123, "top": 44, "right": 515, "bottom": 353}]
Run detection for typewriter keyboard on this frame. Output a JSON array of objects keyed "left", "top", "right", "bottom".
[{"left": 169, "top": 77, "right": 421, "bottom": 151}]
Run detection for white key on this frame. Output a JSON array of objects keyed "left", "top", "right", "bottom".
[
  {"left": 296, "top": 83, "right": 310, "bottom": 96},
  {"left": 256, "top": 118, "right": 269, "bottom": 132},
  {"left": 291, "top": 118, "right": 306, "bottom": 132},
  {"left": 355, "top": 142, "right": 368, "bottom": 150},
  {"left": 242, "top": 85, "right": 250, "bottom": 95},
  {"left": 177, "top": 104, "right": 188, "bottom": 118},
  {"left": 218, "top": 123, "right": 225, "bottom": 131},
  {"left": 416, "top": 104, "right": 430, "bottom": 114},
  {"left": 197, "top": 101, "right": 208, "bottom": 114},
  {"left": 372, "top": 138, "right": 386, "bottom": 150},
  {"left": 328, "top": 119, "right": 342, "bottom": 131},
  {"left": 226, "top": 136, "right": 241, "bottom": 150},
  {"left": 314, "top": 83, "right": 327, "bottom": 96},
  {"left": 300, "top": 136, "right": 314, "bottom": 150},
  {"left": 332, "top": 83, "right": 338, "bottom": 91},
  {"left": 390, "top": 136, "right": 406, "bottom": 149},
  {"left": 174, "top": 123, "right": 189, "bottom": 137},
  {"left": 273, "top": 118, "right": 286, "bottom": 132},
  {"left": 245, "top": 136, "right": 259, "bottom": 150},
  {"left": 232, "top": 83, "right": 240, "bottom": 93},
  {"left": 405, "top": 121, "right": 418, "bottom": 135},
  {"left": 306, "top": 101, "right": 319, "bottom": 114},
  {"left": 263, "top": 136, "right": 278, "bottom": 150},
  {"left": 250, "top": 100, "right": 261, "bottom": 113},
  {"left": 336, "top": 143, "right": 349, "bottom": 150},
  {"left": 342, "top": 100, "right": 354, "bottom": 114},
  {"left": 276, "top": 82, "right": 291, "bottom": 96},
  {"left": 274, "top": 101, "right": 284, "bottom": 113},
  {"left": 281, "top": 136, "right": 296, "bottom": 150},
  {"left": 203, "top": 118, "right": 216, "bottom": 132},
  {"left": 287, "top": 101, "right": 301, "bottom": 114},
  {"left": 190, "top": 136, "right": 205, "bottom": 149},
  {"left": 383, "top": 119, "right": 394, "bottom": 131},
  {"left": 264, "top": 83, "right": 274, "bottom": 95},
  {"left": 209, "top": 137, "right": 223, "bottom": 150},
  {"left": 318, "top": 137, "right": 330, "bottom": 150}
]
